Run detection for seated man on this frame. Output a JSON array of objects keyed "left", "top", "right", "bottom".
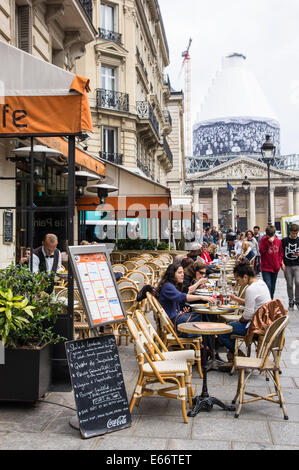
[{"left": 218, "top": 259, "right": 271, "bottom": 366}]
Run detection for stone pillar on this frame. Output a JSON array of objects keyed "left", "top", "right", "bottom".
[
  {"left": 249, "top": 185, "right": 256, "bottom": 229},
  {"left": 212, "top": 187, "right": 218, "bottom": 228},
  {"left": 270, "top": 187, "right": 275, "bottom": 226},
  {"left": 288, "top": 186, "right": 294, "bottom": 215},
  {"left": 295, "top": 185, "right": 299, "bottom": 215},
  {"left": 193, "top": 187, "right": 200, "bottom": 213}
]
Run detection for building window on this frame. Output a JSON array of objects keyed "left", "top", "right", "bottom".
[
  {"left": 101, "top": 65, "right": 117, "bottom": 91},
  {"left": 103, "top": 127, "right": 117, "bottom": 154},
  {"left": 15, "top": 4, "right": 32, "bottom": 53},
  {"left": 101, "top": 3, "right": 116, "bottom": 31}
]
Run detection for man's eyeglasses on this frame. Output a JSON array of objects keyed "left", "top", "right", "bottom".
[{"left": 198, "top": 271, "right": 206, "bottom": 275}]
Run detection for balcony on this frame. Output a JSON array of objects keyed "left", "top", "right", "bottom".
[
  {"left": 136, "top": 47, "right": 149, "bottom": 81},
  {"left": 137, "top": 160, "right": 154, "bottom": 180},
  {"left": 96, "top": 89, "right": 129, "bottom": 113},
  {"left": 98, "top": 28, "right": 122, "bottom": 45},
  {"left": 99, "top": 152, "right": 123, "bottom": 165},
  {"left": 137, "top": 101, "right": 159, "bottom": 138},
  {"left": 163, "top": 136, "right": 173, "bottom": 167},
  {"left": 80, "top": 0, "right": 92, "bottom": 22}
]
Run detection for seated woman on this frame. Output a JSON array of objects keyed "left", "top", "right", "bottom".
[
  {"left": 183, "top": 261, "right": 208, "bottom": 295},
  {"left": 207, "top": 243, "right": 218, "bottom": 262},
  {"left": 200, "top": 242, "right": 212, "bottom": 265},
  {"left": 238, "top": 241, "right": 255, "bottom": 262},
  {"left": 218, "top": 259, "right": 271, "bottom": 364},
  {"left": 155, "top": 262, "right": 215, "bottom": 336}
]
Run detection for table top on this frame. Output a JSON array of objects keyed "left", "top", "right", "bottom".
[
  {"left": 192, "top": 305, "right": 236, "bottom": 314},
  {"left": 178, "top": 322, "right": 233, "bottom": 336}
]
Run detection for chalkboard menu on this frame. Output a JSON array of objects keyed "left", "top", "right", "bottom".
[
  {"left": 3, "top": 211, "right": 13, "bottom": 244},
  {"left": 65, "top": 335, "right": 131, "bottom": 439},
  {"left": 68, "top": 245, "right": 127, "bottom": 328}
]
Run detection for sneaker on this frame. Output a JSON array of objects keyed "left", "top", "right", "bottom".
[{"left": 289, "top": 301, "right": 294, "bottom": 310}]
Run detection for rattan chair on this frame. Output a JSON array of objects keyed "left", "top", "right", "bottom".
[
  {"left": 117, "top": 277, "right": 139, "bottom": 290},
  {"left": 126, "top": 270, "right": 148, "bottom": 290},
  {"left": 110, "top": 251, "right": 126, "bottom": 264},
  {"left": 119, "top": 286, "right": 138, "bottom": 313},
  {"left": 112, "top": 264, "right": 128, "bottom": 275},
  {"left": 136, "top": 264, "right": 155, "bottom": 284},
  {"left": 123, "top": 260, "right": 138, "bottom": 271},
  {"left": 146, "top": 292, "right": 203, "bottom": 378},
  {"left": 127, "top": 316, "right": 192, "bottom": 423},
  {"left": 232, "top": 315, "right": 289, "bottom": 420}
]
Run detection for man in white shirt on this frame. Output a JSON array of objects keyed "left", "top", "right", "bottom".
[
  {"left": 32, "top": 234, "right": 62, "bottom": 275},
  {"left": 218, "top": 260, "right": 271, "bottom": 359}
]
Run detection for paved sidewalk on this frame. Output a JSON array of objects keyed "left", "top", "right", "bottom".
[{"left": 0, "top": 274, "right": 299, "bottom": 450}]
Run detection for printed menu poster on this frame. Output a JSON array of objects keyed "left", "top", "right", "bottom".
[{"left": 74, "top": 253, "right": 125, "bottom": 325}]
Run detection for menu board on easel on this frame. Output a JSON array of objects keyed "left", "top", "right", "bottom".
[{"left": 68, "top": 245, "right": 127, "bottom": 328}]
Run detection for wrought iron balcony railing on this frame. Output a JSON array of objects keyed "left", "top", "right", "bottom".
[
  {"left": 163, "top": 136, "right": 173, "bottom": 166},
  {"left": 136, "top": 101, "right": 159, "bottom": 137},
  {"left": 99, "top": 152, "right": 123, "bottom": 165},
  {"left": 80, "top": 0, "right": 92, "bottom": 22},
  {"left": 99, "top": 28, "right": 122, "bottom": 45},
  {"left": 96, "top": 89, "right": 129, "bottom": 112},
  {"left": 163, "top": 110, "right": 172, "bottom": 128}
]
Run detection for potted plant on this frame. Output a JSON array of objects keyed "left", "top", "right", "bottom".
[{"left": 0, "top": 264, "right": 65, "bottom": 402}]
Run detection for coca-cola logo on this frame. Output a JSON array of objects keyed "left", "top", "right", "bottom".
[{"left": 107, "top": 415, "right": 127, "bottom": 429}]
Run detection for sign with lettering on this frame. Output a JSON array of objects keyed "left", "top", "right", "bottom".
[
  {"left": 3, "top": 211, "right": 13, "bottom": 244},
  {"left": 68, "top": 245, "right": 127, "bottom": 328},
  {"left": 65, "top": 335, "right": 131, "bottom": 439}
]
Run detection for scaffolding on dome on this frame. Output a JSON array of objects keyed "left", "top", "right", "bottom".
[{"left": 186, "top": 154, "right": 299, "bottom": 174}]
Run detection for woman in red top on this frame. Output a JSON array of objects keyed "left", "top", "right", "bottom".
[
  {"left": 259, "top": 225, "right": 283, "bottom": 299},
  {"left": 200, "top": 242, "right": 212, "bottom": 265}
]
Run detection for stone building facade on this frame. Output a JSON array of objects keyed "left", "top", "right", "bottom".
[{"left": 186, "top": 157, "right": 299, "bottom": 232}]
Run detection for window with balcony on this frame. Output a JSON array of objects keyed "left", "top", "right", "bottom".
[
  {"left": 100, "top": 127, "right": 122, "bottom": 165},
  {"left": 97, "top": 65, "right": 129, "bottom": 112},
  {"left": 101, "top": 65, "right": 117, "bottom": 91},
  {"left": 99, "top": 3, "right": 121, "bottom": 44}
]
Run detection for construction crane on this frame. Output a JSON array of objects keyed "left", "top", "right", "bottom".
[{"left": 181, "top": 38, "right": 192, "bottom": 157}]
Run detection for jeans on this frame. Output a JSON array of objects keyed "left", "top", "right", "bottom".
[
  {"left": 218, "top": 321, "right": 249, "bottom": 354},
  {"left": 262, "top": 271, "right": 278, "bottom": 299},
  {"left": 284, "top": 266, "right": 299, "bottom": 304}
]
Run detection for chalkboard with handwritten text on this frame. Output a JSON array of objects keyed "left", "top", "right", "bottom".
[
  {"left": 65, "top": 335, "right": 131, "bottom": 439},
  {"left": 3, "top": 211, "right": 13, "bottom": 244}
]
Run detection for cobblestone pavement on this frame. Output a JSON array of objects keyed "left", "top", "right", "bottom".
[{"left": 0, "top": 274, "right": 299, "bottom": 450}]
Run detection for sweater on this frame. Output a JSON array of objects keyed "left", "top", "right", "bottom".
[
  {"left": 242, "top": 279, "right": 271, "bottom": 326},
  {"left": 158, "top": 282, "right": 187, "bottom": 323},
  {"left": 259, "top": 236, "right": 283, "bottom": 273}
]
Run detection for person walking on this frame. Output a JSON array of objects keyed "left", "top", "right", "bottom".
[
  {"left": 259, "top": 226, "right": 283, "bottom": 299},
  {"left": 281, "top": 224, "right": 299, "bottom": 309},
  {"left": 253, "top": 225, "right": 262, "bottom": 274}
]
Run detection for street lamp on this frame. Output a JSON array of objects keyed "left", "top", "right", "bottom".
[
  {"left": 232, "top": 196, "right": 238, "bottom": 231},
  {"left": 242, "top": 176, "right": 251, "bottom": 229},
  {"left": 261, "top": 135, "right": 276, "bottom": 226}
]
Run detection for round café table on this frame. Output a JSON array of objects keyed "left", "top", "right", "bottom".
[
  {"left": 191, "top": 305, "right": 234, "bottom": 370},
  {"left": 178, "top": 322, "right": 236, "bottom": 417}
]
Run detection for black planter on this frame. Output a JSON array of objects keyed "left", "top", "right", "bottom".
[
  {"left": 0, "top": 343, "right": 51, "bottom": 403},
  {"left": 51, "top": 313, "right": 72, "bottom": 388}
]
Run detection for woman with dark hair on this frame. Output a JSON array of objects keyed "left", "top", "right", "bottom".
[
  {"left": 200, "top": 242, "right": 212, "bottom": 265},
  {"left": 218, "top": 259, "right": 271, "bottom": 362},
  {"left": 183, "top": 261, "right": 208, "bottom": 294},
  {"left": 156, "top": 262, "right": 215, "bottom": 334}
]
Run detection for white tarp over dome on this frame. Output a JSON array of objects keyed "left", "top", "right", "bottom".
[
  {"left": 196, "top": 53, "right": 279, "bottom": 125},
  {"left": 193, "top": 53, "right": 280, "bottom": 157}
]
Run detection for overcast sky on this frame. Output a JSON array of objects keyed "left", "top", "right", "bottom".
[{"left": 159, "top": 0, "right": 299, "bottom": 155}]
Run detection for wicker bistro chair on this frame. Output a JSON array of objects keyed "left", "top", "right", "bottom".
[
  {"left": 232, "top": 315, "right": 289, "bottom": 420},
  {"left": 126, "top": 316, "right": 192, "bottom": 423},
  {"left": 146, "top": 292, "right": 203, "bottom": 378},
  {"left": 112, "top": 264, "right": 128, "bottom": 275},
  {"left": 117, "top": 277, "right": 139, "bottom": 290},
  {"left": 136, "top": 264, "right": 155, "bottom": 285},
  {"left": 110, "top": 252, "right": 126, "bottom": 264},
  {"left": 123, "top": 260, "right": 138, "bottom": 271},
  {"left": 56, "top": 288, "right": 91, "bottom": 340},
  {"left": 134, "top": 310, "right": 195, "bottom": 387},
  {"left": 126, "top": 270, "right": 149, "bottom": 290},
  {"left": 219, "top": 285, "right": 248, "bottom": 325},
  {"left": 133, "top": 258, "right": 147, "bottom": 267}
]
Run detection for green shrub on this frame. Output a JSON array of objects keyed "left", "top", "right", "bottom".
[{"left": 0, "top": 264, "right": 65, "bottom": 348}]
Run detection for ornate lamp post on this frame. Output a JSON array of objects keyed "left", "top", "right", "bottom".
[
  {"left": 261, "top": 135, "right": 276, "bottom": 226},
  {"left": 232, "top": 195, "right": 238, "bottom": 231},
  {"left": 242, "top": 176, "right": 251, "bottom": 229}
]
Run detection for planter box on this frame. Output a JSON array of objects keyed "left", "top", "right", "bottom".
[{"left": 0, "top": 343, "right": 51, "bottom": 403}]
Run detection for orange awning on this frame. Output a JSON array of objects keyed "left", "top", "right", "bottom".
[
  {"left": 37, "top": 136, "right": 105, "bottom": 176},
  {"left": 0, "top": 42, "right": 93, "bottom": 136}
]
